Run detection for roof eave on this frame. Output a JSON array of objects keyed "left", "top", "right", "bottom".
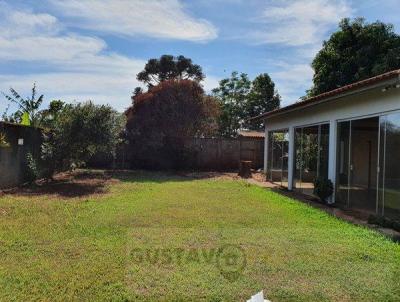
[{"left": 253, "top": 76, "right": 400, "bottom": 121}]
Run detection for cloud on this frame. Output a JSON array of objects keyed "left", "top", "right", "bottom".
[
  {"left": 270, "top": 63, "right": 314, "bottom": 105},
  {"left": 0, "top": 5, "right": 146, "bottom": 112},
  {"left": 251, "top": 0, "right": 352, "bottom": 46},
  {"left": 49, "top": 0, "right": 218, "bottom": 42},
  {"left": 0, "top": 4, "right": 220, "bottom": 113}
]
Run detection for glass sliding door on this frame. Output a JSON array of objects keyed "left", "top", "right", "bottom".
[
  {"left": 301, "top": 126, "right": 319, "bottom": 195},
  {"left": 294, "top": 124, "right": 330, "bottom": 196},
  {"left": 378, "top": 113, "right": 400, "bottom": 219},
  {"left": 294, "top": 128, "right": 303, "bottom": 191},
  {"left": 349, "top": 117, "right": 379, "bottom": 213},
  {"left": 336, "top": 121, "right": 351, "bottom": 206},
  {"left": 319, "top": 124, "right": 330, "bottom": 179},
  {"left": 267, "top": 129, "right": 289, "bottom": 187},
  {"left": 336, "top": 117, "right": 380, "bottom": 213}
]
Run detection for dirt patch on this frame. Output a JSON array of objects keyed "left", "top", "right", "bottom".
[
  {"left": 4, "top": 170, "right": 119, "bottom": 199},
  {"left": 179, "top": 171, "right": 268, "bottom": 182}
]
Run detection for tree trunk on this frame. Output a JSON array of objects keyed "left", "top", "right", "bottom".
[{"left": 238, "top": 160, "right": 252, "bottom": 178}]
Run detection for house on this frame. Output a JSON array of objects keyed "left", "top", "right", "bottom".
[{"left": 254, "top": 69, "right": 400, "bottom": 220}]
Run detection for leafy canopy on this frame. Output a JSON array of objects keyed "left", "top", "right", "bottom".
[
  {"left": 309, "top": 18, "right": 400, "bottom": 96},
  {"left": 42, "top": 101, "right": 125, "bottom": 173},
  {"left": 212, "top": 72, "right": 280, "bottom": 137},
  {"left": 2, "top": 83, "right": 44, "bottom": 127},
  {"left": 137, "top": 55, "right": 205, "bottom": 88},
  {"left": 126, "top": 80, "right": 220, "bottom": 169}
]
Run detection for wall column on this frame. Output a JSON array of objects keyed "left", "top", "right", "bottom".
[
  {"left": 288, "top": 126, "right": 295, "bottom": 190},
  {"left": 328, "top": 119, "right": 337, "bottom": 203},
  {"left": 263, "top": 122, "right": 268, "bottom": 174}
]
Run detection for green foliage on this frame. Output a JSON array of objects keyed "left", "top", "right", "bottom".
[
  {"left": 136, "top": 54, "right": 204, "bottom": 88},
  {"left": 368, "top": 215, "right": 400, "bottom": 232},
  {"left": 2, "top": 83, "right": 44, "bottom": 127},
  {"left": 245, "top": 73, "right": 281, "bottom": 130},
  {"left": 213, "top": 72, "right": 280, "bottom": 137},
  {"left": 212, "top": 72, "right": 251, "bottom": 137},
  {"left": 0, "top": 132, "right": 10, "bottom": 148},
  {"left": 25, "top": 153, "right": 40, "bottom": 183},
  {"left": 313, "top": 178, "right": 334, "bottom": 202},
  {"left": 44, "top": 101, "right": 125, "bottom": 173},
  {"left": 39, "top": 100, "right": 67, "bottom": 129},
  {"left": 309, "top": 18, "right": 400, "bottom": 96}
]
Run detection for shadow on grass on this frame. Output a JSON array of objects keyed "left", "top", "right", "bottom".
[
  {"left": 3, "top": 169, "right": 240, "bottom": 199},
  {"left": 5, "top": 170, "right": 114, "bottom": 198}
]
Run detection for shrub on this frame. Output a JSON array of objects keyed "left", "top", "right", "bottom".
[
  {"left": 313, "top": 177, "right": 334, "bottom": 202},
  {"left": 0, "top": 132, "right": 10, "bottom": 148},
  {"left": 25, "top": 153, "right": 40, "bottom": 183},
  {"left": 368, "top": 215, "right": 400, "bottom": 232},
  {"left": 43, "top": 101, "right": 125, "bottom": 174}
]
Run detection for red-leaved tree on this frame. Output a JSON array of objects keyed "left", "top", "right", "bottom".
[{"left": 125, "top": 80, "right": 220, "bottom": 169}]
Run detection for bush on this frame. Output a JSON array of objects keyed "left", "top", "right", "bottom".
[
  {"left": 368, "top": 215, "right": 400, "bottom": 232},
  {"left": 313, "top": 177, "right": 334, "bottom": 202},
  {"left": 25, "top": 153, "right": 40, "bottom": 183},
  {"left": 43, "top": 101, "right": 125, "bottom": 174}
]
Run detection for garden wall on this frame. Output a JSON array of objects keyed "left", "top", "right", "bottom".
[
  {"left": 111, "top": 136, "right": 264, "bottom": 171},
  {"left": 0, "top": 122, "right": 42, "bottom": 189},
  {"left": 181, "top": 137, "right": 264, "bottom": 170}
]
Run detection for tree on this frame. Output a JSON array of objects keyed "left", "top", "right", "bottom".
[
  {"left": 212, "top": 72, "right": 280, "bottom": 137},
  {"left": 39, "top": 100, "right": 67, "bottom": 129},
  {"left": 309, "top": 18, "right": 400, "bottom": 96},
  {"left": 2, "top": 83, "right": 44, "bottom": 126},
  {"left": 245, "top": 73, "right": 280, "bottom": 130},
  {"left": 126, "top": 80, "right": 220, "bottom": 169},
  {"left": 136, "top": 55, "right": 204, "bottom": 88},
  {"left": 41, "top": 101, "right": 124, "bottom": 175},
  {"left": 212, "top": 72, "right": 251, "bottom": 137}
]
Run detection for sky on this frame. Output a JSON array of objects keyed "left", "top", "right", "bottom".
[{"left": 1, "top": 0, "right": 400, "bottom": 114}]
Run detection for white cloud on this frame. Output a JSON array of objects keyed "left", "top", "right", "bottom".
[
  {"left": 0, "top": 5, "right": 146, "bottom": 112},
  {"left": 270, "top": 63, "right": 314, "bottom": 105},
  {"left": 49, "top": 0, "right": 218, "bottom": 42},
  {"left": 0, "top": 72, "right": 141, "bottom": 112},
  {"left": 251, "top": 0, "right": 352, "bottom": 46}
]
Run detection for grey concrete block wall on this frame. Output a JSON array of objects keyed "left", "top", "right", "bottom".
[{"left": 0, "top": 122, "right": 42, "bottom": 189}]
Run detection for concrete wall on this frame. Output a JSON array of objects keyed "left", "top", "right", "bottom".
[
  {"left": 263, "top": 81, "right": 400, "bottom": 198},
  {"left": 183, "top": 137, "right": 264, "bottom": 171},
  {"left": 0, "top": 122, "right": 42, "bottom": 189}
]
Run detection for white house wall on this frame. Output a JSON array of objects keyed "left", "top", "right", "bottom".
[{"left": 263, "top": 84, "right": 400, "bottom": 199}]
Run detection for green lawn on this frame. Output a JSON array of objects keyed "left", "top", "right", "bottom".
[{"left": 0, "top": 171, "right": 399, "bottom": 301}]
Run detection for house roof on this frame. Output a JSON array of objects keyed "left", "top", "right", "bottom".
[
  {"left": 251, "top": 69, "right": 400, "bottom": 120},
  {"left": 238, "top": 130, "right": 265, "bottom": 138}
]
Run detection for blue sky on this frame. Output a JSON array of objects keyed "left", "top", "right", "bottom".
[{"left": 1, "top": 0, "right": 400, "bottom": 114}]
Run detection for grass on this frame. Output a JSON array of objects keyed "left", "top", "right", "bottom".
[{"left": 0, "top": 170, "right": 399, "bottom": 301}]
